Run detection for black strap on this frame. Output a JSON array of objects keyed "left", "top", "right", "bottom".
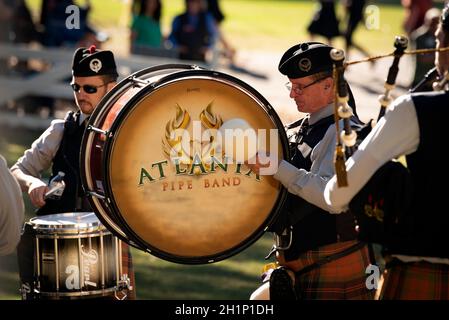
[
  {"left": 285, "top": 117, "right": 308, "bottom": 130},
  {"left": 384, "top": 257, "right": 407, "bottom": 269},
  {"left": 295, "top": 241, "right": 367, "bottom": 277},
  {"left": 367, "top": 243, "right": 377, "bottom": 266}
]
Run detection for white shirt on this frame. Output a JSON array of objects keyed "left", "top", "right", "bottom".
[
  {"left": 273, "top": 103, "right": 351, "bottom": 213},
  {"left": 0, "top": 155, "right": 25, "bottom": 256},
  {"left": 323, "top": 94, "right": 449, "bottom": 265},
  {"left": 11, "top": 119, "right": 66, "bottom": 179},
  {"left": 324, "top": 94, "right": 420, "bottom": 212},
  {"left": 11, "top": 112, "right": 87, "bottom": 181}
]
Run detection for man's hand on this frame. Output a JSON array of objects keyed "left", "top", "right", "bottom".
[
  {"left": 246, "top": 152, "right": 272, "bottom": 175},
  {"left": 28, "top": 180, "right": 48, "bottom": 208}
]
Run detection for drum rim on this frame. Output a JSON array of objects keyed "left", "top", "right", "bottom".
[
  {"left": 38, "top": 286, "right": 117, "bottom": 297},
  {"left": 101, "top": 69, "right": 290, "bottom": 264},
  {"left": 80, "top": 64, "right": 202, "bottom": 250},
  {"left": 33, "top": 230, "right": 111, "bottom": 238},
  {"left": 29, "top": 212, "right": 107, "bottom": 233}
]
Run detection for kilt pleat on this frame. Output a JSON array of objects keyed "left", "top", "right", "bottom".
[
  {"left": 281, "top": 240, "right": 375, "bottom": 300},
  {"left": 381, "top": 261, "right": 449, "bottom": 300}
]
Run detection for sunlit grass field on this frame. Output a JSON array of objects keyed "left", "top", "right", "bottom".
[{"left": 23, "top": 0, "right": 409, "bottom": 54}]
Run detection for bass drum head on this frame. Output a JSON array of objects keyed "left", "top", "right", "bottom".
[{"left": 95, "top": 68, "right": 289, "bottom": 264}]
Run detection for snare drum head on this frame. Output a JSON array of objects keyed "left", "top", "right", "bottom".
[{"left": 30, "top": 212, "right": 104, "bottom": 234}]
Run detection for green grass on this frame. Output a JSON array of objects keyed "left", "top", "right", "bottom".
[
  {"left": 132, "top": 235, "right": 273, "bottom": 300},
  {"left": 23, "top": 0, "right": 410, "bottom": 53}
]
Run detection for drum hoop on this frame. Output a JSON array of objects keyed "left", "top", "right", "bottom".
[
  {"left": 101, "top": 69, "right": 290, "bottom": 264},
  {"left": 29, "top": 212, "right": 105, "bottom": 234},
  {"left": 39, "top": 287, "right": 117, "bottom": 297},
  {"left": 80, "top": 64, "right": 203, "bottom": 250},
  {"left": 33, "top": 229, "right": 111, "bottom": 239}
]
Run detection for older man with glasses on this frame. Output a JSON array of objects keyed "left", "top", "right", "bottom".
[
  {"left": 250, "top": 42, "right": 374, "bottom": 300},
  {"left": 11, "top": 45, "right": 136, "bottom": 300}
]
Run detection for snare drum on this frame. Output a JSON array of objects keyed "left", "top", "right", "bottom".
[
  {"left": 27, "top": 212, "right": 129, "bottom": 299},
  {"left": 81, "top": 64, "right": 289, "bottom": 264}
]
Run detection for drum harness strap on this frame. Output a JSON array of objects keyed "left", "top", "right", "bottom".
[
  {"left": 63, "top": 111, "right": 88, "bottom": 211},
  {"left": 263, "top": 117, "right": 310, "bottom": 260}
]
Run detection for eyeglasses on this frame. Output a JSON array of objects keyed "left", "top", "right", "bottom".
[
  {"left": 70, "top": 82, "right": 112, "bottom": 94},
  {"left": 285, "top": 77, "right": 327, "bottom": 95}
]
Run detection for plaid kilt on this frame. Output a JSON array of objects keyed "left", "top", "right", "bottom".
[
  {"left": 278, "top": 240, "right": 375, "bottom": 300},
  {"left": 380, "top": 261, "right": 449, "bottom": 300}
]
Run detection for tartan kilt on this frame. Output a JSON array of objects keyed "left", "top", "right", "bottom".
[
  {"left": 278, "top": 240, "right": 375, "bottom": 300},
  {"left": 380, "top": 261, "right": 449, "bottom": 300}
]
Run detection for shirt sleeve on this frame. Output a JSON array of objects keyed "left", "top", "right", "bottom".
[
  {"left": 10, "top": 119, "right": 65, "bottom": 178},
  {"left": 0, "top": 155, "right": 25, "bottom": 256},
  {"left": 324, "top": 94, "right": 420, "bottom": 211},
  {"left": 274, "top": 123, "right": 342, "bottom": 213}
]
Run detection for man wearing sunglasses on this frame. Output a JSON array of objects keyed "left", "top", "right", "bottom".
[
  {"left": 11, "top": 46, "right": 136, "bottom": 299},
  {"left": 251, "top": 42, "right": 374, "bottom": 300}
]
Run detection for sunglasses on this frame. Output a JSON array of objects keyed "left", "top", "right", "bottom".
[{"left": 70, "top": 82, "right": 112, "bottom": 94}]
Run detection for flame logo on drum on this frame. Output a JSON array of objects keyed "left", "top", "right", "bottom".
[
  {"left": 163, "top": 102, "right": 223, "bottom": 174},
  {"left": 199, "top": 102, "right": 223, "bottom": 130},
  {"left": 163, "top": 104, "right": 191, "bottom": 162}
]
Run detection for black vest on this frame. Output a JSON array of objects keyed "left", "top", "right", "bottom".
[
  {"left": 277, "top": 115, "right": 358, "bottom": 261},
  {"left": 37, "top": 111, "right": 91, "bottom": 216},
  {"left": 174, "top": 13, "right": 210, "bottom": 61},
  {"left": 388, "top": 90, "right": 449, "bottom": 258}
]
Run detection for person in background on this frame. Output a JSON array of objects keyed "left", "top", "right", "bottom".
[
  {"left": 168, "top": 0, "right": 217, "bottom": 62},
  {"left": 410, "top": 8, "right": 441, "bottom": 91},
  {"left": 342, "top": 0, "right": 373, "bottom": 62},
  {"left": 402, "top": 0, "right": 433, "bottom": 35},
  {"left": 206, "top": 0, "right": 236, "bottom": 63},
  {"left": 39, "top": 0, "right": 105, "bottom": 48},
  {"left": 307, "top": 0, "right": 340, "bottom": 45},
  {"left": 130, "top": 0, "right": 163, "bottom": 53}
]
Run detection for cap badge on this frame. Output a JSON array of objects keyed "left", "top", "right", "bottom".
[
  {"left": 89, "top": 58, "right": 102, "bottom": 73},
  {"left": 298, "top": 58, "right": 312, "bottom": 72}
]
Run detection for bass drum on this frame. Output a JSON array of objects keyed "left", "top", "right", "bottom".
[{"left": 81, "top": 64, "right": 289, "bottom": 264}]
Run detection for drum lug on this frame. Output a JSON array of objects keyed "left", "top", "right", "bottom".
[
  {"left": 87, "top": 125, "right": 108, "bottom": 136},
  {"left": 130, "top": 76, "right": 149, "bottom": 87},
  {"left": 114, "top": 274, "right": 132, "bottom": 300},
  {"left": 87, "top": 191, "right": 106, "bottom": 200},
  {"left": 118, "top": 274, "right": 132, "bottom": 290}
]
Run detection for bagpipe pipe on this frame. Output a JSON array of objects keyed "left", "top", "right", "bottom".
[{"left": 329, "top": 37, "right": 449, "bottom": 246}]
